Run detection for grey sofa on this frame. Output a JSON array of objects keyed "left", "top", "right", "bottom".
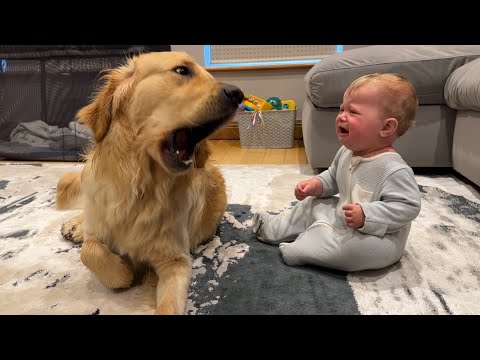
[{"left": 302, "top": 45, "right": 480, "bottom": 187}]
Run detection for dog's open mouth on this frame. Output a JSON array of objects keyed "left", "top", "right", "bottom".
[{"left": 161, "top": 116, "right": 229, "bottom": 172}]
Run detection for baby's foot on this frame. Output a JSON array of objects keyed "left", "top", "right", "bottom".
[
  {"left": 278, "top": 243, "right": 295, "bottom": 266},
  {"left": 251, "top": 212, "right": 266, "bottom": 241},
  {"left": 251, "top": 212, "right": 285, "bottom": 245},
  {"left": 279, "top": 242, "right": 302, "bottom": 266}
]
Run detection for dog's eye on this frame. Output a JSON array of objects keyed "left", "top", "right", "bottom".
[{"left": 174, "top": 66, "right": 190, "bottom": 76}]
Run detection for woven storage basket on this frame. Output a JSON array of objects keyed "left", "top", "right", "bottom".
[{"left": 237, "top": 109, "right": 296, "bottom": 148}]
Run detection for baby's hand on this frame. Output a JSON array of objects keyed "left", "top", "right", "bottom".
[
  {"left": 294, "top": 178, "right": 323, "bottom": 201},
  {"left": 342, "top": 203, "right": 365, "bottom": 229}
]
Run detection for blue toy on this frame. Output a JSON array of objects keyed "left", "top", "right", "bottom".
[{"left": 266, "top": 96, "right": 282, "bottom": 110}]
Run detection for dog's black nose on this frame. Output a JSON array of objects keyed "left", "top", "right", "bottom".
[{"left": 222, "top": 85, "right": 244, "bottom": 106}]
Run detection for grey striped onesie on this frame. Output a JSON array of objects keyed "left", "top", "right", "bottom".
[{"left": 252, "top": 146, "right": 422, "bottom": 272}]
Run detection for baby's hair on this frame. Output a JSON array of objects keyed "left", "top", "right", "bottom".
[{"left": 346, "top": 73, "right": 418, "bottom": 136}]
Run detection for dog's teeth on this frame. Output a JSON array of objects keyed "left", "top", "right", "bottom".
[{"left": 183, "top": 159, "right": 193, "bottom": 165}]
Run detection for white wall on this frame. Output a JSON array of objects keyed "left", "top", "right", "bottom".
[{"left": 171, "top": 45, "right": 369, "bottom": 119}]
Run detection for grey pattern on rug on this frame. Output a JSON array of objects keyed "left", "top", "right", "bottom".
[
  {"left": 189, "top": 203, "right": 358, "bottom": 315},
  {"left": 0, "top": 163, "right": 479, "bottom": 314}
]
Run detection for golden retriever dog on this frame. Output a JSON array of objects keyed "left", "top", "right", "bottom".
[{"left": 55, "top": 51, "right": 243, "bottom": 314}]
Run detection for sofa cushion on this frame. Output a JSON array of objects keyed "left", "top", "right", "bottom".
[
  {"left": 445, "top": 57, "right": 480, "bottom": 111},
  {"left": 305, "top": 45, "right": 480, "bottom": 108}
]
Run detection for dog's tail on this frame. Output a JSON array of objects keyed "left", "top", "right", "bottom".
[{"left": 56, "top": 172, "right": 84, "bottom": 210}]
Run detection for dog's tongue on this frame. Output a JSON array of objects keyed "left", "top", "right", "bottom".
[{"left": 174, "top": 129, "right": 189, "bottom": 159}]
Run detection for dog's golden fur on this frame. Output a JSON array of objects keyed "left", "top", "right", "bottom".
[{"left": 56, "top": 51, "right": 243, "bottom": 314}]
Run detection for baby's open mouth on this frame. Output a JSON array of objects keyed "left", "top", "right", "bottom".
[{"left": 338, "top": 126, "right": 349, "bottom": 134}]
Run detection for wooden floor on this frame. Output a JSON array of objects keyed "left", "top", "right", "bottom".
[
  {"left": 0, "top": 140, "right": 308, "bottom": 166},
  {"left": 209, "top": 139, "right": 308, "bottom": 165}
]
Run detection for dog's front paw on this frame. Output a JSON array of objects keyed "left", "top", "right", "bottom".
[
  {"left": 98, "top": 260, "right": 134, "bottom": 289},
  {"left": 88, "top": 256, "right": 134, "bottom": 290},
  {"left": 61, "top": 214, "right": 84, "bottom": 243},
  {"left": 81, "top": 238, "right": 135, "bottom": 289},
  {"left": 154, "top": 303, "right": 181, "bottom": 315}
]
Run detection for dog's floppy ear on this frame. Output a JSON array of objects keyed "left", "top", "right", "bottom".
[
  {"left": 76, "top": 60, "right": 136, "bottom": 143},
  {"left": 194, "top": 140, "right": 212, "bottom": 168}
]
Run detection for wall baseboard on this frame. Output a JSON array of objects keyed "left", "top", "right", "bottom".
[{"left": 211, "top": 120, "right": 303, "bottom": 140}]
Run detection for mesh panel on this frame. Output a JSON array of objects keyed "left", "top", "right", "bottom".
[
  {"left": 0, "top": 60, "right": 42, "bottom": 140},
  {"left": 0, "top": 45, "right": 169, "bottom": 161},
  {"left": 45, "top": 57, "right": 125, "bottom": 129}
]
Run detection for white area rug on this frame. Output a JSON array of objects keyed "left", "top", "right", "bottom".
[{"left": 0, "top": 163, "right": 479, "bottom": 314}]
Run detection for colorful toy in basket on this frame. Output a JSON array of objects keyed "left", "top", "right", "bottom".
[
  {"left": 244, "top": 94, "right": 273, "bottom": 111},
  {"left": 281, "top": 99, "right": 296, "bottom": 110},
  {"left": 267, "top": 96, "right": 283, "bottom": 110},
  {"left": 243, "top": 94, "right": 297, "bottom": 111}
]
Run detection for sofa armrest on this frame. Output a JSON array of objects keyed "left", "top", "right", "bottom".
[{"left": 445, "top": 57, "right": 480, "bottom": 111}]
